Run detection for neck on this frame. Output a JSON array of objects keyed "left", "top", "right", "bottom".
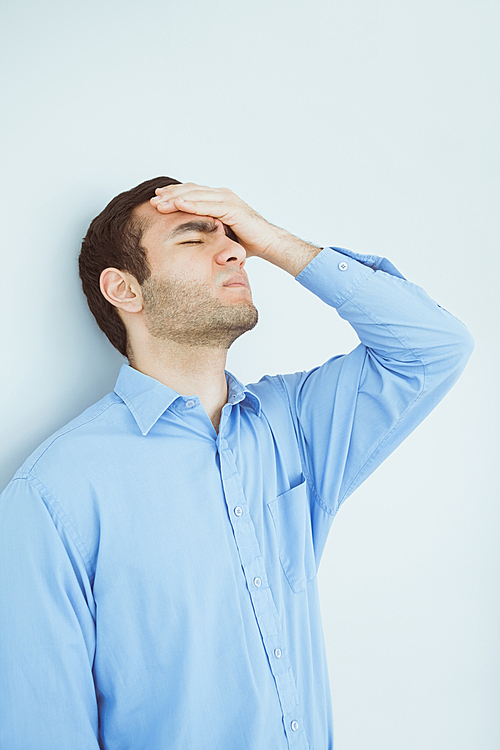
[{"left": 128, "top": 339, "right": 229, "bottom": 433}]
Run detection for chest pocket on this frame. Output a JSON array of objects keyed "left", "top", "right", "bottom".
[{"left": 267, "top": 476, "right": 318, "bottom": 593}]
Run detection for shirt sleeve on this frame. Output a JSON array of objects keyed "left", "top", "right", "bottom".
[
  {"left": 0, "top": 475, "right": 100, "bottom": 750},
  {"left": 277, "top": 245, "right": 474, "bottom": 518}
]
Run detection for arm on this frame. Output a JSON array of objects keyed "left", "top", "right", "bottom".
[
  {"left": 275, "top": 244, "right": 474, "bottom": 515},
  {"left": 0, "top": 477, "right": 100, "bottom": 749}
]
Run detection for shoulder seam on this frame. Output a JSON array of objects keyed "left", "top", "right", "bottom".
[
  {"left": 21, "top": 397, "right": 122, "bottom": 475},
  {"left": 10, "top": 474, "right": 94, "bottom": 583}
]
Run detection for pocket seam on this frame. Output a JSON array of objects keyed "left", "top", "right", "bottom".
[{"left": 267, "top": 477, "right": 317, "bottom": 594}]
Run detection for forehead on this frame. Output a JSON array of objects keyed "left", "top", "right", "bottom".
[{"left": 134, "top": 201, "right": 191, "bottom": 239}]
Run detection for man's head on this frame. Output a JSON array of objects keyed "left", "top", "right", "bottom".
[{"left": 79, "top": 177, "right": 258, "bottom": 364}]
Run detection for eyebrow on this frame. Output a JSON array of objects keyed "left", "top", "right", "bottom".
[{"left": 166, "top": 220, "right": 220, "bottom": 240}]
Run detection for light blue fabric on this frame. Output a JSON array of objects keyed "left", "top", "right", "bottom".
[{"left": 0, "top": 246, "right": 474, "bottom": 750}]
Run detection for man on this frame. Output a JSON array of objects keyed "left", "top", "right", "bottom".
[{"left": 0, "top": 176, "right": 474, "bottom": 750}]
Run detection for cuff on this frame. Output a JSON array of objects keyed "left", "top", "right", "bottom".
[{"left": 295, "top": 246, "right": 375, "bottom": 308}]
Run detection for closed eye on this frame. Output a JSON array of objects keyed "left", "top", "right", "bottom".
[{"left": 179, "top": 227, "right": 238, "bottom": 245}]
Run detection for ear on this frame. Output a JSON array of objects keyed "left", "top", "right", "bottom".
[{"left": 99, "top": 268, "right": 143, "bottom": 314}]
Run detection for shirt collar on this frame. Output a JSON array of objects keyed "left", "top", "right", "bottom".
[{"left": 113, "top": 363, "right": 261, "bottom": 436}]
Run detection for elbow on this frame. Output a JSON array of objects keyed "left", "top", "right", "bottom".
[
  {"left": 426, "top": 324, "right": 475, "bottom": 391},
  {"left": 454, "top": 326, "right": 475, "bottom": 372}
]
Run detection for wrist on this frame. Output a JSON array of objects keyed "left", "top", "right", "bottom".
[{"left": 264, "top": 228, "right": 323, "bottom": 277}]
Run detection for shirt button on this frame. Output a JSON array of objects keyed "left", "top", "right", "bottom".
[
  {"left": 185, "top": 400, "right": 195, "bottom": 408},
  {"left": 253, "top": 577, "right": 262, "bottom": 587},
  {"left": 338, "top": 261, "right": 348, "bottom": 271},
  {"left": 274, "top": 648, "right": 282, "bottom": 658},
  {"left": 291, "top": 720, "right": 299, "bottom": 731},
  {"left": 234, "top": 506, "right": 243, "bottom": 516}
]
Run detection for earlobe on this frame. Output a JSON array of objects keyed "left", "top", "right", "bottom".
[{"left": 100, "top": 268, "right": 143, "bottom": 313}]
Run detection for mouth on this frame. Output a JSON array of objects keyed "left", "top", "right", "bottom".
[{"left": 223, "top": 274, "right": 250, "bottom": 290}]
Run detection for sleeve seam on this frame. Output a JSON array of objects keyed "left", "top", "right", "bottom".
[
  {"left": 11, "top": 474, "right": 94, "bottom": 583},
  {"left": 338, "top": 278, "right": 428, "bottom": 363},
  {"left": 336, "top": 293, "right": 428, "bottom": 506},
  {"left": 338, "top": 360, "right": 426, "bottom": 506}
]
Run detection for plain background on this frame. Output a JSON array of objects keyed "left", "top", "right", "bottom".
[{"left": 0, "top": 1, "right": 498, "bottom": 747}]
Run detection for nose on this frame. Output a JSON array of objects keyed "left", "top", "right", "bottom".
[{"left": 214, "top": 225, "right": 247, "bottom": 268}]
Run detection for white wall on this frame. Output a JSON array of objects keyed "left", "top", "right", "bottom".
[{"left": 1, "top": 1, "right": 498, "bottom": 747}]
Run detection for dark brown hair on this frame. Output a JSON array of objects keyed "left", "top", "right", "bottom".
[{"left": 78, "top": 176, "right": 182, "bottom": 358}]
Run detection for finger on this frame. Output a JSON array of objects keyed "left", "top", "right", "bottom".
[
  {"left": 153, "top": 197, "right": 200, "bottom": 214},
  {"left": 155, "top": 196, "right": 236, "bottom": 223},
  {"left": 152, "top": 183, "right": 208, "bottom": 201},
  {"left": 153, "top": 200, "right": 182, "bottom": 213},
  {"left": 153, "top": 189, "right": 225, "bottom": 207},
  {"left": 151, "top": 191, "right": 192, "bottom": 211},
  {"left": 151, "top": 184, "right": 225, "bottom": 205},
  {"left": 155, "top": 181, "right": 203, "bottom": 194},
  {"left": 150, "top": 186, "right": 184, "bottom": 206},
  {"left": 152, "top": 192, "right": 226, "bottom": 215}
]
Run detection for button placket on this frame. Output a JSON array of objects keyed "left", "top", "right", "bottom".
[{"left": 217, "top": 443, "right": 310, "bottom": 750}]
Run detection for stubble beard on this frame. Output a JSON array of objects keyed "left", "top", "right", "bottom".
[{"left": 140, "top": 273, "right": 259, "bottom": 349}]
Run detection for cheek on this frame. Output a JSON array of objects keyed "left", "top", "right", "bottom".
[{"left": 160, "top": 253, "right": 213, "bottom": 282}]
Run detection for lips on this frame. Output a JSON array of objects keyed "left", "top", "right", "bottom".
[{"left": 223, "top": 274, "right": 250, "bottom": 289}]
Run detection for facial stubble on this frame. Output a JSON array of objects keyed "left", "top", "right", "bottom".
[{"left": 140, "top": 273, "right": 259, "bottom": 349}]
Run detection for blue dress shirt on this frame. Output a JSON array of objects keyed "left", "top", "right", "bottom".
[{"left": 0, "top": 246, "right": 474, "bottom": 750}]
